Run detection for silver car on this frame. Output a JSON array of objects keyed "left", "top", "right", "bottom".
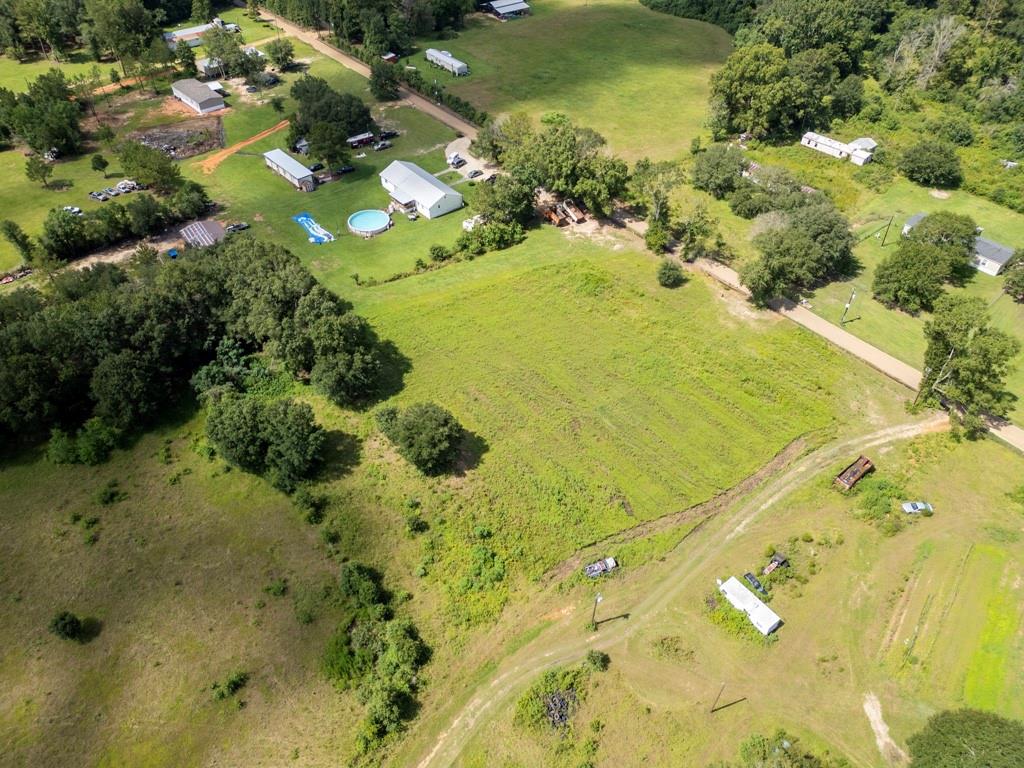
[{"left": 901, "top": 501, "right": 934, "bottom": 514}]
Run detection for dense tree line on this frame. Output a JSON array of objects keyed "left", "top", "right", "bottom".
[
  {"left": 679, "top": 0, "right": 1024, "bottom": 141},
  {"left": 907, "top": 709, "right": 1024, "bottom": 768},
  {"left": 639, "top": 0, "right": 754, "bottom": 34},
  {"left": 260, "top": 0, "right": 474, "bottom": 53},
  {"left": 0, "top": 238, "right": 389, "bottom": 452},
  {"left": 0, "top": 69, "right": 82, "bottom": 153}
]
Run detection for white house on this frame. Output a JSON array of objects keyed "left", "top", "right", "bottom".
[
  {"left": 801, "top": 132, "right": 877, "bottom": 166},
  {"left": 902, "top": 213, "right": 1016, "bottom": 276},
  {"left": 163, "top": 17, "right": 238, "bottom": 48},
  {"left": 380, "top": 161, "right": 463, "bottom": 219},
  {"left": 717, "top": 576, "right": 783, "bottom": 636},
  {"left": 264, "top": 148, "right": 316, "bottom": 192},
  {"left": 425, "top": 48, "right": 469, "bottom": 76},
  {"left": 171, "top": 79, "right": 224, "bottom": 114}
]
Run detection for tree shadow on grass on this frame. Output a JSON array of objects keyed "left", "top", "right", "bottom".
[
  {"left": 78, "top": 617, "right": 103, "bottom": 643},
  {"left": 318, "top": 429, "right": 362, "bottom": 481},
  {"left": 452, "top": 428, "right": 489, "bottom": 476},
  {"left": 49, "top": 179, "right": 74, "bottom": 190},
  {"left": 371, "top": 339, "right": 412, "bottom": 406}
]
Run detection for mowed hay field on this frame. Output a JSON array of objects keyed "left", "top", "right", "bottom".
[
  {"left": 416, "top": 0, "right": 732, "bottom": 161},
  {"left": 345, "top": 229, "right": 912, "bottom": 581},
  {"left": 450, "top": 433, "right": 1024, "bottom": 768}
]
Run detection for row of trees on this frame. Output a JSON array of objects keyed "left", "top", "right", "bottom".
[{"left": 0, "top": 238, "right": 390, "bottom": 452}]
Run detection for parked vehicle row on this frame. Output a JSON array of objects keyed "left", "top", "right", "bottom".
[{"left": 87, "top": 179, "right": 142, "bottom": 202}]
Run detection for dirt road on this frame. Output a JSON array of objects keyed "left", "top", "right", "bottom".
[
  {"left": 199, "top": 119, "right": 289, "bottom": 174},
  {"left": 258, "top": 10, "right": 479, "bottom": 139},
  {"left": 695, "top": 259, "right": 1024, "bottom": 455},
  {"left": 407, "top": 416, "right": 947, "bottom": 768}
]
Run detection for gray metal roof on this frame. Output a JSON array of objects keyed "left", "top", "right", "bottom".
[
  {"left": 904, "top": 213, "right": 926, "bottom": 229},
  {"left": 172, "top": 78, "right": 223, "bottom": 106},
  {"left": 264, "top": 148, "right": 313, "bottom": 180},
  {"left": 975, "top": 237, "right": 1014, "bottom": 265},
  {"left": 180, "top": 220, "right": 225, "bottom": 247}
]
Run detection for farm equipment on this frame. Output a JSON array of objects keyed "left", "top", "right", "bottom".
[
  {"left": 834, "top": 455, "right": 873, "bottom": 490},
  {"left": 544, "top": 206, "right": 568, "bottom": 226},
  {"left": 560, "top": 198, "right": 586, "bottom": 224},
  {"left": 584, "top": 557, "right": 618, "bottom": 578}
]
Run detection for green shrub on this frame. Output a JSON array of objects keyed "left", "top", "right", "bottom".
[
  {"left": 375, "top": 402, "right": 464, "bottom": 475},
  {"left": 49, "top": 611, "right": 83, "bottom": 641},
  {"left": 94, "top": 479, "right": 126, "bottom": 506},
  {"left": 428, "top": 244, "right": 451, "bottom": 262},
  {"left": 264, "top": 578, "right": 288, "bottom": 597},
  {"left": 645, "top": 222, "right": 671, "bottom": 253},
  {"left": 900, "top": 141, "right": 962, "bottom": 188},
  {"left": 657, "top": 260, "right": 685, "bottom": 288},
  {"left": 584, "top": 650, "right": 610, "bottom": 672}
]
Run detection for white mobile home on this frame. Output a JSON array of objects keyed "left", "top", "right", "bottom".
[
  {"left": 380, "top": 160, "right": 463, "bottom": 219},
  {"left": 717, "top": 576, "right": 783, "bottom": 636},
  {"left": 264, "top": 149, "right": 316, "bottom": 192},
  {"left": 425, "top": 48, "right": 469, "bottom": 76},
  {"left": 801, "top": 132, "right": 876, "bottom": 166},
  {"left": 902, "top": 213, "right": 1016, "bottom": 276},
  {"left": 171, "top": 79, "right": 224, "bottom": 114}
]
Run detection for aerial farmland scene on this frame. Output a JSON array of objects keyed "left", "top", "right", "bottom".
[{"left": 2, "top": 0, "right": 1024, "bottom": 766}]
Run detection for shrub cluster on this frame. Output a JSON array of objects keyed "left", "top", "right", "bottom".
[{"left": 376, "top": 402, "right": 463, "bottom": 475}]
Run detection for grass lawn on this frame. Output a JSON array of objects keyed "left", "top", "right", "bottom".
[
  {"left": 0, "top": 50, "right": 105, "bottom": 93},
  {"left": 414, "top": 0, "right": 732, "bottom": 161},
  {"left": 799, "top": 180, "right": 1024, "bottom": 420}
]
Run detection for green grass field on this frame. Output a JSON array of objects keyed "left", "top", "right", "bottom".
[
  {"left": 445, "top": 433, "right": 1024, "bottom": 768},
  {"left": 415, "top": 0, "right": 732, "bottom": 161}
]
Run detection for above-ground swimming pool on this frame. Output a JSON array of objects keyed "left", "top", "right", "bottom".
[{"left": 347, "top": 209, "right": 392, "bottom": 237}]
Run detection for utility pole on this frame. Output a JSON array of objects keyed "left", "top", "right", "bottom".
[
  {"left": 710, "top": 681, "right": 726, "bottom": 713},
  {"left": 840, "top": 287, "right": 856, "bottom": 325},
  {"left": 880, "top": 214, "right": 894, "bottom": 247},
  {"left": 590, "top": 593, "right": 603, "bottom": 628}
]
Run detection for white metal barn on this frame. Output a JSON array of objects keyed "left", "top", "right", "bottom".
[
  {"left": 717, "top": 577, "right": 783, "bottom": 636},
  {"left": 171, "top": 79, "right": 224, "bottom": 114},
  {"left": 425, "top": 48, "right": 469, "bottom": 76},
  {"left": 263, "top": 149, "right": 316, "bottom": 192},
  {"left": 379, "top": 161, "right": 464, "bottom": 219}
]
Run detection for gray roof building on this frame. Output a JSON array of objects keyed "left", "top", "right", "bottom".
[
  {"left": 171, "top": 78, "right": 224, "bottom": 114},
  {"left": 181, "top": 220, "right": 226, "bottom": 248}
]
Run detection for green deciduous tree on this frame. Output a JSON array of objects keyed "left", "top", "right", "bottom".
[
  {"left": 1, "top": 220, "right": 35, "bottom": 263},
  {"left": 1003, "top": 250, "right": 1024, "bottom": 302},
  {"left": 872, "top": 242, "right": 950, "bottom": 312},
  {"left": 708, "top": 43, "right": 807, "bottom": 138},
  {"left": 907, "top": 709, "right": 1024, "bottom": 768},
  {"left": 376, "top": 402, "right": 463, "bottom": 475},
  {"left": 49, "top": 611, "right": 83, "bottom": 640},
  {"left": 369, "top": 61, "right": 400, "bottom": 100},
  {"left": 628, "top": 158, "right": 684, "bottom": 224},
  {"left": 25, "top": 154, "right": 54, "bottom": 188},
  {"left": 921, "top": 295, "right": 1021, "bottom": 434},
  {"left": 90, "top": 153, "right": 109, "bottom": 177},
  {"left": 191, "top": 0, "right": 212, "bottom": 23},
  {"left": 691, "top": 143, "right": 746, "bottom": 199},
  {"left": 176, "top": 40, "right": 197, "bottom": 77},
  {"left": 265, "top": 38, "right": 295, "bottom": 71},
  {"left": 657, "top": 259, "right": 685, "bottom": 287},
  {"left": 900, "top": 141, "right": 962, "bottom": 188}
]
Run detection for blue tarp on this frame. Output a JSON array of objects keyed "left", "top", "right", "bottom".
[{"left": 292, "top": 212, "right": 335, "bottom": 244}]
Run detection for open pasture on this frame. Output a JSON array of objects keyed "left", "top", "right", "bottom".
[{"left": 415, "top": 0, "right": 732, "bottom": 161}]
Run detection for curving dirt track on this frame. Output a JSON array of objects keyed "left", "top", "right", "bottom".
[
  {"left": 199, "top": 119, "right": 290, "bottom": 174},
  {"left": 408, "top": 415, "right": 949, "bottom": 768}
]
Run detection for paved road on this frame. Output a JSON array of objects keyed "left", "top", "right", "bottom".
[
  {"left": 696, "top": 259, "right": 1024, "bottom": 454},
  {"left": 259, "top": 10, "right": 479, "bottom": 139},
  {"left": 407, "top": 416, "right": 949, "bottom": 768}
]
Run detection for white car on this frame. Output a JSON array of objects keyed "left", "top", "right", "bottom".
[{"left": 62, "top": 206, "right": 83, "bottom": 216}]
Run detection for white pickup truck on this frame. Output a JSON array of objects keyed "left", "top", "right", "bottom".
[{"left": 584, "top": 557, "right": 618, "bottom": 578}]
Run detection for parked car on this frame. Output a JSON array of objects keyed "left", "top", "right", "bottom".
[
  {"left": 309, "top": 162, "right": 325, "bottom": 172},
  {"left": 372, "top": 140, "right": 392, "bottom": 151},
  {"left": 62, "top": 206, "right": 83, "bottom": 216},
  {"left": 584, "top": 557, "right": 618, "bottom": 578},
  {"left": 406, "top": 213, "right": 418, "bottom": 221},
  {"left": 43, "top": 147, "right": 59, "bottom": 162},
  {"left": 484, "top": 174, "right": 498, "bottom": 184},
  {"left": 378, "top": 129, "right": 399, "bottom": 140},
  {"left": 225, "top": 222, "right": 250, "bottom": 233},
  {"left": 468, "top": 169, "right": 483, "bottom": 179},
  {"left": 116, "top": 180, "right": 138, "bottom": 193},
  {"left": 743, "top": 572, "right": 768, "bottom": 595},
  {"left": 901, "top": 501, "right": 934, "bottom": 515},
  {"left": 245, "top": 85, "right": 258, "bottom": 93},
  {"left": 450, "top": 156, "right": 466, "bottom": 169},
  {"left": 103, "top": 187, "right": 120, "bottom": 197},
  {"left": 335, "top": 165, "right": 355, "bottom": 175},
  {"left": 88, "top": 191, "right": 108, "bottom": 202}
]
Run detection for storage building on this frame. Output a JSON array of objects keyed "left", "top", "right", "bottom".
[
  {"left": 171, "top": 79, "right": 225, "bottom": 114},
  {"left": 488, "top": 0, "right": 531, "bottom": 18},
  {"left": 197, "top": 57, "right": 223, "bottom": 78},
  {"left": 379, "top": 160, "right": 463, "bottom": 219},
  {"left": 717, "top": 576, "right": 783, "bottom": 636},
  {"left": 425, "top": 49, "right": 469, "bottom": 76},
  {"left": 180, "top": 220, "right": 226, "bottom": 248},
  {"left": 263, "top": 148, "right": 316, "bottom": 192}
]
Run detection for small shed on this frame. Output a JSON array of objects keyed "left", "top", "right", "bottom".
[
  {"left": 180, "top": 220, "right": 226, "bottom": 248},
  {"left": 425, "top": 48, "right": 469, "bottom": 76},
  {"left": 718, "top": 577, "right": 783, "bottom": 635},
  {"left": 263, "top": 148, "right": 316, "bottom": 192},
  {"left": 171, "top": 79, "right": 224, "bottom": 114},
  {"left": 489, "top": 0, "right": 531, "bottom": 17}
]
